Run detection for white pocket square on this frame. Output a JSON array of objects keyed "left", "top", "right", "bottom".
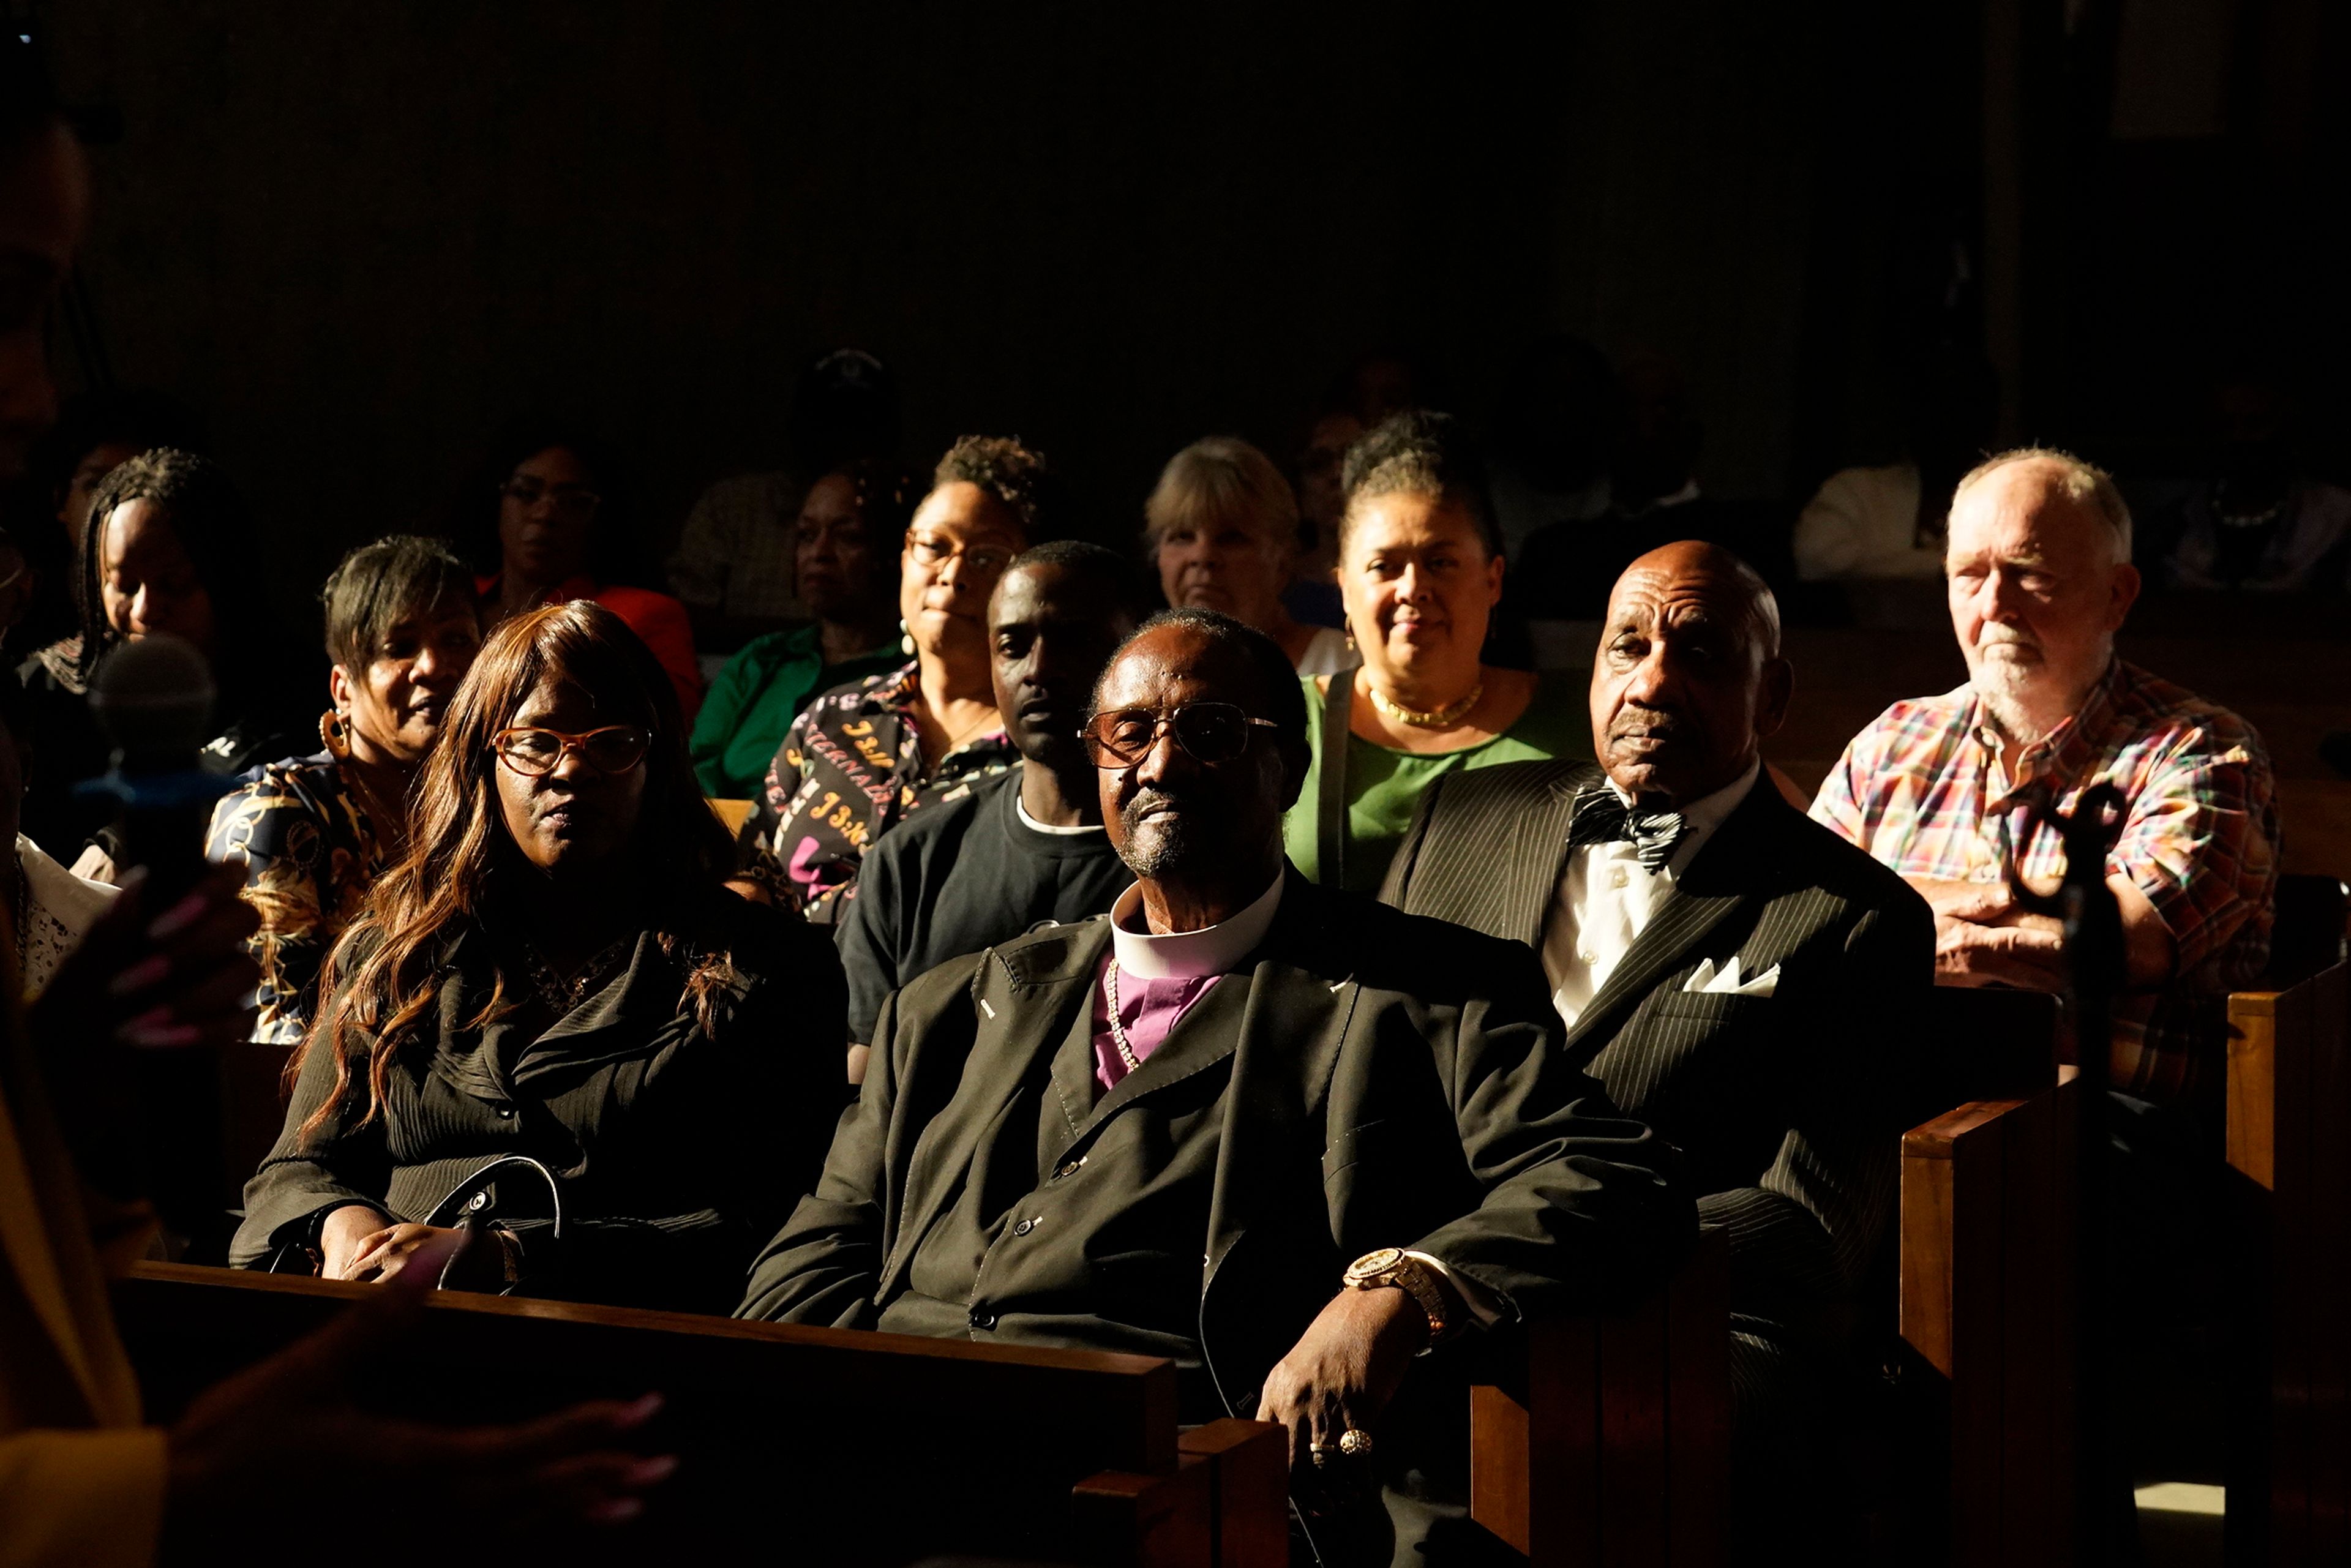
[{"left": 1683, "top": 957, "right": 1779, "bottom": 997}]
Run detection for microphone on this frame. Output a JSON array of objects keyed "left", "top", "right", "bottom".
[
  {"left": 76, "top": 633, "right": 243, "bottom": 1256},
  {"left": 80, "top": 632, "right": 233, "bottom": 905}
]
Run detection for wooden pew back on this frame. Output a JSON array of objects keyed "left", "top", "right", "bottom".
[
  {"left": 1469, "top": 1225, "right": 1730, "bottom": 1567},
  {"left": 2225, "top": 960, "right": 2351, "bottom": 1565},
  {"left": 116, "top": 1262, "right": 1285, "bottom": 1567},
  {"left": 1899, "top": 987, "right": 2075, "bottom": 1567}
]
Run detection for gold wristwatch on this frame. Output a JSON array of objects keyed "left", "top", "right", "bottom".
[{"left": 1342, "top": 1247, "right": 1450, "bottom": 1342}]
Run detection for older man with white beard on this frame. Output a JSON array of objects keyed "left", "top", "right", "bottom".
[{"left": 1813, "top": 447, "right": 2278, "bottom": 1102}]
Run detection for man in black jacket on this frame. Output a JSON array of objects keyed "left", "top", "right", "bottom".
[
  {"left": 833, "top": 542, "right": 1142, "bottom": 1079},
  {"left": 1382, "top": 540, "right": 1933, "bottom": 1541},
  {"left": 741, "top": 609, "right": 1690, "bottom": 1562}
]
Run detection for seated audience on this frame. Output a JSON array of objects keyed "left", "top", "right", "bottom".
[
  {"left": 1791, "top": 350, "right": 2000, "bottom": 583},
  {"left": 834, "top": 541, "right": 1144, "bottom": 1073},
  {"left": 1513, "top": 352, "right": 1787, "bottom": 617},
  {"left": 1813, "top": 448, "right": 2278, "bottom": 1101},
  {"left": 1285, "top": 410, "right": 1584, "bottom": 894},
  {"left": 2141, "top": 367, "right": 2351, "bottom": 591},
  {"left": 1148, "top": 435, "right": 1354, "bottom": 676},
  {"left": 233, "top": 601, "right": 847, "bottom": 1313},
  {"left": 206, "top": 536, "right": 483, "bottom": 1043},
  {"left": 689, "top": 457, "right": 913, "bottom": 799},
  {"left": 740, "top": 609, "right": 1690, "bottom": 1557},
  {"left": 30, "top": 447, "right": 309, "bottom": 875},
  {"left": 0, "top": 74, "right": 669, "bottom": 1556},
  {"left": 668, "top": 347, "right": 901, "bottom": 651},
  {"left": 744, "top": 435, "right": 1055, "bottom": 921},
  {"left": 1382, "top": 541, "right": 1933, "bottom": 1543},
  {"left": 467, "top": 424, "right": 702, "bottom": 720},
  {"left": 1485, "top": 333, "right": 1616, "bottom": 563}
]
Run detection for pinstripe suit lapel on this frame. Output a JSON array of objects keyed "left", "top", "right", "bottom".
[{"left": 1499, "top": 768, "right": 1588, "bottom": 948}]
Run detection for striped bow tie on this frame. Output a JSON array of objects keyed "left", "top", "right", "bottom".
[{"left": 1567, "top": 789, "right": 1688, "bottom": 874}]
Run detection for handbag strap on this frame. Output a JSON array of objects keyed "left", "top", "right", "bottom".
[{"left": 1315, "top": 672, "right": 1352, "bottom": 889}]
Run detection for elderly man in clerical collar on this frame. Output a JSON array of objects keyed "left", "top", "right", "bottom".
[
  {"left": 1381, "top": 541, "right": 1935, "bottom": 1544},
  {"left": 741, "top": 607, "right": 1689, "bottom": 1555},
  {"left": 1811, "top": 448, "right": 2279, "bottom": 1105}
]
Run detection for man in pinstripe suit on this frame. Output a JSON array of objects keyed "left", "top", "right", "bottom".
[{"left": 1383, "top": 541, "right": 1933, "bottom": 1542}]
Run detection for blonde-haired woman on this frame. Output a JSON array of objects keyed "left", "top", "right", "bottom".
[{"left": 1146, "top": 436, "right": 1355, "bottom": 677}]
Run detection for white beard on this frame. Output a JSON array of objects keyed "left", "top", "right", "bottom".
[{"left": 1971, "top": 638, "right": 2111, "bottom": 750}]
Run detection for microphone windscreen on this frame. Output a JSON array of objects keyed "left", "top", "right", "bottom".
[{"left": 89, "top": 633, "right": 218, "bottom": 770}]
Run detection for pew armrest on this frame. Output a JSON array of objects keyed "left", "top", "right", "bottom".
[{"left": 1468, "top": 1226, "right": 1729, "bottom": 1566}]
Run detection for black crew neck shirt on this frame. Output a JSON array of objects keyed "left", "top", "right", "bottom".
[{"left": 834, "top": 770, "right": 1133, "bottom": 1044}]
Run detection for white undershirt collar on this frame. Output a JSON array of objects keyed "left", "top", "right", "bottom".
[
  {"left": 1014, "top": 795, "right": 1106, "bottom": 836},
  {"left": 1108, "top": 871, "right": 1286, "bottom": 980}
]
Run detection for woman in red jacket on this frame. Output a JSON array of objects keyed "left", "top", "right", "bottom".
[{"left": 466, "top": 423, "right": 703, "bottom": 720}]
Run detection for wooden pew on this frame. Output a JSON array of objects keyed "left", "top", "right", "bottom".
[
  {"left": 2224, "top": 960, "right": 2351, "bottom": 1566},
  {"left": 115, "top": 1261, "right": 1288, "bottom": 1567},
  {"left": 1469, "top": 1225, "right": 1731, "bottom": 1566},
  {"left": 1899, "top": 987, "right": 2078, "bottom": 1567}
]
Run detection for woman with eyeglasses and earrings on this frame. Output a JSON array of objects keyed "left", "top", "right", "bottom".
[
  {"left": 463, "top": 422, "right": 703, "bottom": 721},
  {"left": 1284, "top": 411, "right": 1587, "bottom": 895},
  {"left": 232, "top": 600, "right": 846, "bottom": 1310},
  {"left": 743, "top": 435, "right": 1064, "bottom": 921},
  {"left": 206, "top": 536, "right": 483, "bottom": 1044}
]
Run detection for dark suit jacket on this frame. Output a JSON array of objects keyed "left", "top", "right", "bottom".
[
  {"left": 1380, "top": 762, "right": 1933, "bottom": 1359},
  {"left": 738, "top": 869, "right": 1692, "bottom": 1420}
]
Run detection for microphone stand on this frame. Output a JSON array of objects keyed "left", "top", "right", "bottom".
[{"left": 2004, "top": 781, "right": 2129, "bottom": 1562}]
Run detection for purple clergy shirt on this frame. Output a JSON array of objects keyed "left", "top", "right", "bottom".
[{"left": 1089, "top": 874, "right": 1286, "bottom": 1096}]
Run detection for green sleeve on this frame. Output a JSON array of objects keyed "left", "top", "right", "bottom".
[
  {"left": 691, "top": 637, "right": 778, "bottom": 796},
  {"left": 1281, "top": 673, "right": 1325, "bottom": 882}
]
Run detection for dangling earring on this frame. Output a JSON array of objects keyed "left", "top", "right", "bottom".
[
  {"left": 899, "top": 618, "right": 915, "bottom": 657},
  {"left": 320, "top": 709, "right": 353, "bottom": 762}
]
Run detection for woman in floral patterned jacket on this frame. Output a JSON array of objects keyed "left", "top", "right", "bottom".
[{"left": 205, "top": 536, "right": 482, "bottom": 1043}]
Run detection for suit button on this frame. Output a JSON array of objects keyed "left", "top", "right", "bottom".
[
  {"left": 1012, "top": 1218, "right": 1037, "bottom": 1237},
  {"left": 494, "top": 1106, "right": 514, "bottom": 1119},
  {"left": 969, "top": 1308, "right": 996, "bottom": 1330}
]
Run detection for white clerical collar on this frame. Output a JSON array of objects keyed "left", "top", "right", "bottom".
[
  {"left": 1605, "top": 760, "right": 1759, "bottom": 874},
  {"left": 1014, "top": 795, "right": 1105, "bottom": 836},
  {"left": 1109, "top": 872, "right": 1286, "bottom": 980}
]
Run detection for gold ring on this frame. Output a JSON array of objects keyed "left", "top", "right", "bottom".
[
  {"left": 1338, "top": 1429, "right": 1374, "bottom": 1458},
  {"left": 1308, "top": 1442, "right": 1336, "bottom": 1466}
]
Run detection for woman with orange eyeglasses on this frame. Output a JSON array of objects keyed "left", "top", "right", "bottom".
[
  {"left": 741, "top": 435, "right": 1067, "bottom": 921},
  {"left": 231, "top": 601, "right": 847, "bottom": 1311}
]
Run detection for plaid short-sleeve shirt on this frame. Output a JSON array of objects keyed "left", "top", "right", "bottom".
[{"left": 1810, "top": 659, "right": 2278, "bottom": 1101}]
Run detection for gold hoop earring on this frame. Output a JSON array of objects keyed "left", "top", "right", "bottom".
[{"left": 320, "top": 710, "right": 353, "bottom": 762}]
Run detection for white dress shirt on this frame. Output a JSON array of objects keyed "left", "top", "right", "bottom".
[{"left": 1542, "top": 762, "right": 1760, "bottom": 1028}]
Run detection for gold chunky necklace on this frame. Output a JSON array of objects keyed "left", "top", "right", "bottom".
[{"left": 1367, "top": 680, "right": 1483, "bottom": 729}]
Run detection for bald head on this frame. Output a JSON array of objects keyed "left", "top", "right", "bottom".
[
  {"left": 1950, "top": 449, "right": 2132, "bottom": 567},
  {"left": 1589, "top": 541, "right": 1790, "bottom": 805}
]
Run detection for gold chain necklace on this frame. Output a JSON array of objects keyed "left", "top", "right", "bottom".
[
  {"left": 1103, "top": 960, "right": 1144, "bottom": 1072},
  {"left": 1367, "top": 679, "right": 1483, "bottom": 729}
]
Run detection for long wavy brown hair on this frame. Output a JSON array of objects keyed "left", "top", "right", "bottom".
[{"left": 293, "top": 599, "right": 736, "bottom": 1142}]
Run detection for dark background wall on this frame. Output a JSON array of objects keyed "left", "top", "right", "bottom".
[{"left": 32, "top": 0, "right": 2350, "bottom": 615}]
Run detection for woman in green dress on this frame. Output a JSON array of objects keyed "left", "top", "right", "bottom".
[{"left": 1284, "top": 411, "right": 1588, "bottom": 893}]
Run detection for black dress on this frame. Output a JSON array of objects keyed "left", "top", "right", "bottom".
[{"left": 231, "top": 891, "right": 849, "bottom": 1315}]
